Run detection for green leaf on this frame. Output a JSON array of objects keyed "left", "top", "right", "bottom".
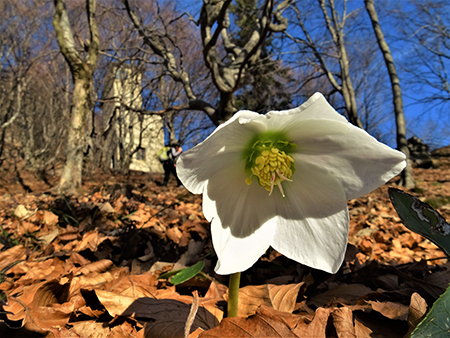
[
  {"left": 158, "top": 260, "right": 205, "bottom": 286},
  {"left": 158, "top": 269, "right": 183, "bottom": 281},
  {"left": 412, "top": 284, "right": 450, "bottom": 337},
  {"left": 388, "top": 188, "right": 450, "bottom": 257}
]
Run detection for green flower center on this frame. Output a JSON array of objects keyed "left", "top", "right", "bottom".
[{"left": 243, "top": 131, "right": 297, "bottom": 197}]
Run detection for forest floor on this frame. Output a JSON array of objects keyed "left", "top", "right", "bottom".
[{"left": 1, "top": 151, "right": 450, "bottom": 338}]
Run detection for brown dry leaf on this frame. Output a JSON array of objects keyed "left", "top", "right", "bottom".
[
  {"left": 196, "top": 281, "right": 226, "bottom": 323},
  {"left": 189, "top": 328, "right": 204, "bottom": 338},
  {"left": 366, "top": 300, "right": 409, "bottom": 320},
  {"left": 166, "top": 226, "right": 183, "bottom": 244},
  {"left": 14, "top": 257, "right": 71, "bottom": 283},
  {"left": 46, "top": 326, "right": 82, "bottom": 338},
  {"left": 58, "top": 230, "right": 80, "bottom": 242},
  {"left": 107, "top": 324, "right": 139, "bottom": 338},
  {"left": 354, "top": 318, "right": 374, "bottom": 338},
  {"left": 0, "top": 245, "right": 27, "bottom": 271},
  {"left": 199, "top": 307, "right": 300, "bottom": 338},
  {"left": 204, "top": 280, "right": 227, "bottom": 300},
  {"left": 70, "top": 268, "right": 128, "bottom": 295},
  {"left": 95, "top": 290, "right": 135, "bottom": 317},
  {"left": 180, "top": 220, "right": 209, "bottom": 240},
  {"left": 175, "top": 202, "right": 202, "bottom": 218},
  {"left": 406, "top": 292, "right": 428, "bottom": 336},
  {"left": 308, "top": 283, "right": 373, "bottom": 308},
  {"left": 199, "top": 305, "right": 350, "bottom": 338},
  {"left": 75, "top": 259, "right": 114, "bottom": 276},
  {"left": 107, "top": 274, "right": 158, "bottom": 299},
  {"left": 38, "top": 228, "right": 60, "bottom": 245},
  {"left": 74, "top": 230, "right": 103, "bottom": 252},
  {"left": 24, "top": 305, "right": 73, "bottom": 330},
  {"left": 118, "top": 297, "right": 219, "bottom": 338},
  {"left": 30, "top": 209, "right": 59, "bottom": 227},
  {"left": 13, "top": 205, "right": 34, "bottom": 219},
  {"left": 197, "top": 298, "right": 224, "bottom": 324},
  {"left": 71, "top": 321, "right": 110, "bottom": 338},
  {"left": 19, "top": 220, "right": 39, "bottom": 233},
  {"left": 331, "top": 307, "right": 357, "bottom": 338},
  {"left": 292, "top": 307, "right": 332, "bottom": 338},
  {"left": 5, "top": 278, "right": 71, "bottom": 321},
  {"left": 67, "top": 252, "right": 91, "bottom": 266},
  {"left": 230, "top": 283, "right": 305, "bottom": 317}
]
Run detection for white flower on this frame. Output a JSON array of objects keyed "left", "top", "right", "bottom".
[{"left": 177, "top": 93, "right": 406, "bottom": 275}]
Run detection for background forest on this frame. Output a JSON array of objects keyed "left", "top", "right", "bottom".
[{"left": 1, "top": 0, "right": 449, "bottom": 193}]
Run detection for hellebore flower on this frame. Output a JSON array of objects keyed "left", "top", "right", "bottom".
[{"left": 176, "top": 93, "right": 406, "bottom": 275}]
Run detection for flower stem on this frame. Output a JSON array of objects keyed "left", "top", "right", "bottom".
[{"left": 227, "top": 272, "right": 241, "bottom": 317}]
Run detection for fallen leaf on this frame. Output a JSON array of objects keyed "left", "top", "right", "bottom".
[
  {"left": 13, "top": 205, "right": 34, "bottom": 219},
  {"left": 366, "top": 300, "right": 409, "bottom": 320},
  {"left": 332, "top": 307, "right": 357, "bottom": 338},
  {"left": 230, "top": 283, "right": 305, "bottom": 317},
  {"left": 0, "top": 245, "right": 27, "bottom": 271},
  {"left": 406, "top": 292, "right": 427, "bottom": 336},
  {"left": 199, "top": 306, "right": 300, "bottom": 338},
  {"left": 5, "top": 278, "right": 71, "bottom": 321},
  {"left": 75, "top": 259, "right": 114, "bottom": 276},
  {"left": 95, "top": 290, "right": 135, "bottom": 317},
  {"left": 309, "top": 283, "right": 373, "bottom": 308},
  {"left": 38, "top": 229, "right": 60, "bottom": 245},
  {"left": 71, "top": 321, "right": 110, "bottom": 338},
  {"left": 292, "top": 307, "right": 332, "bottom": 338},
  {"left": 119, "top": 298, "right": 219, "bottom": 337}
]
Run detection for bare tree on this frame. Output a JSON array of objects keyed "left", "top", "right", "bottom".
[
  {"left": 123, "top": 0, "right": 291, "bottom": 127},
  {"left": 397, "top": 0, "right": 450, "bottom": 109},
  {"left": 0, "top": 1, "right": 69, "bottom": 178},
  {"left": 288, "top": 0, "right": 363, "bottom": 128},
  {"left": 53, "top": 0, "right": 99, "bottom": 193},
  {"left": 92, "top": 1, "right": 213, "bottom": 173},
  {"left": 364, "top": 0, "right": 415, "bottom": 189}
]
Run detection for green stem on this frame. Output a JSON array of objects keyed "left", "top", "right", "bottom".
[{"left": 227, "top": 272, "right": 241, "bottom": 317}]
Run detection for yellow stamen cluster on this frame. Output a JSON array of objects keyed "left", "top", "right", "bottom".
[{"left": 246, "top": 147, "right": 294, "bottom": 197}]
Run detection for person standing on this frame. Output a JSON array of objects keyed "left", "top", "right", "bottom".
[{"left": 159, "top": 143, "right": 183, "bottom": 186}]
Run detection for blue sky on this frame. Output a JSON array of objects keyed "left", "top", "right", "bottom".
[{"left": 163, "top": 0, "right": 450, "bottom": 150}]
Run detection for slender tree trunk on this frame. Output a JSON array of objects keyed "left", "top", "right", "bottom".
[
  {"left": 365, "top": 0, "right": 415, "bottom": 189},
  {"left": 318, "top": 0, "right": 364, "bottom": 129},
  {"left": 337, "top": 43, "right": 363, "bottom": 129}
]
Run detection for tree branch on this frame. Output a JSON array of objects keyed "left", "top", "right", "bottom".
[
  {"left": 53, "top": 0, "right": 83, "bottom": 71},
  {"left": 122, "top": 0, "right": 197, "bottom": 101}
]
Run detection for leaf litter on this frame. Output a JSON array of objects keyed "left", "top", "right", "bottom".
[{"left": 1, "top": 157, "right": 450, "bottom": 337}]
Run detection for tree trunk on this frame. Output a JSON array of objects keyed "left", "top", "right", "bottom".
[
  {"left": 365, "top": 0, "right": 415, "bottom": 189},
  {"left": 59, "top": 76, "right": 90, "bottom": 191},
  {"left": 53, "top": 0, "right": 99, "bottom": 194},
  {"left": 337, "top": 43, "right": 364, "bottom": 129},
  {"left": 318, "top": 0, "right": 364, "bottom": 129}
]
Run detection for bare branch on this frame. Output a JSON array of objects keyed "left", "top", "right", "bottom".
[{"left": 122, "top": 0, "right": 197, "bottom": 101}]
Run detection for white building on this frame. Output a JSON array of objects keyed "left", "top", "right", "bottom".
[{"left": 104, "top": 64, "right": 164, "bottom": 173}]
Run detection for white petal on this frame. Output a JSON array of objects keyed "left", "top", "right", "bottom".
[
  {"left": 176, "top": 110, "right": 261, "bottom": 194},
  {"left": 296, "top": 123, "right": 406, "bottom": 200},
  {"left": 268, "top": 93, "right": 406, "bottom": 199},
  {"left": 254, "top": 93, "right": 348, "bottom": 133},
  {"left": 270, "top": 162, "right": 349, "bottom": 273},
  {"left": 211, "top": 216, "right": 274, "bottom": 275},
  {"left": 201, "top": 154, "right": 287, "bottom": 274}
]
